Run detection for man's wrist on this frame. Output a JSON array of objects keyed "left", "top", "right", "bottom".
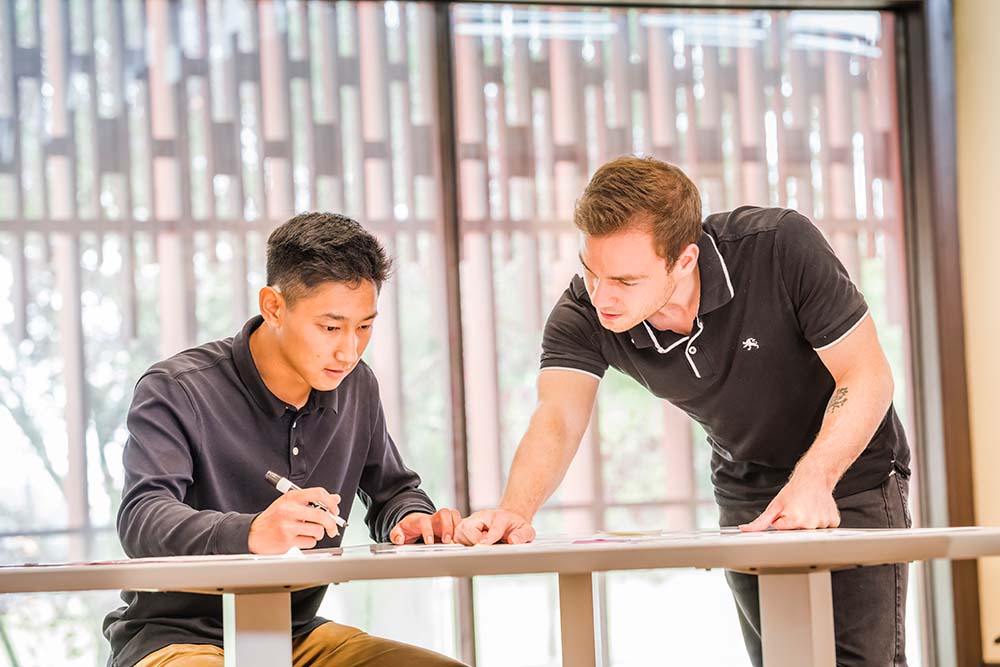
[
  {"left": 791, "top": 456, "right": 841, "bottom": 493},
  {"left": 498, "top": 502, "right": 534, "bottom": 522},
  {"left": 397, "top": 507, "right": 432, "bottom": 523}
]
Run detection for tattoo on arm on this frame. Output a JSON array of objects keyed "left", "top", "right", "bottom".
[{"left": 827, "top": 387, "right": 848, "bottom": 413}]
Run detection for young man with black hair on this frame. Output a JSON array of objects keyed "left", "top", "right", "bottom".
[
  {"left": 457, "top": 156, "right": 912, "bottom": 666},
  {"left": 104, "top": 212, "right": 466, "bottom": 667}
]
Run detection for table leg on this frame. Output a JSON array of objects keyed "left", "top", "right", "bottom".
[
  {"left": 558, "top": 572, "right": 597, "bottom": 667},
  {"left": 223, "top": 591, "right": 292, "bottom": 667},
  {"left": 758, "top": 570, "right": 835, "bottom": 667}
]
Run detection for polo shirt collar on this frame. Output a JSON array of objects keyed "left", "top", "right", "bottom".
[
  {"left": 627, "top": 230, "right": 735, "bottom": 350},
  {"left": 232, "top": 316, "right": 340, "bottom": 419},
  {"left": 697, "top": 231, "right": 735, "bottom": 316}
]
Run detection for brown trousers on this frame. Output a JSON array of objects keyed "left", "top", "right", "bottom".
[{"left": 134, "top": 621, "right": 466, "bottom": 667}]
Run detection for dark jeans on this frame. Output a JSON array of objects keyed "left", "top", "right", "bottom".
[{"left": 718, "top": 470, "right": 912, "bottom": 667}]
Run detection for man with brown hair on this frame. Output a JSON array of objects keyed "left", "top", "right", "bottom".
[{"left": 457, "top": 156, "right": 911, "bottom": 666}]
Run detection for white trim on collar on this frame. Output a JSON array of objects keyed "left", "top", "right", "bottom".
[
  {"left": 641, "top": 319, "right": 705, "bottom": 379},
  {"left": 642, "top": 320, "right": 690, "bottom": 354},
  {"left": 705, "top": 232, "right": 735, "bottom": 301}
]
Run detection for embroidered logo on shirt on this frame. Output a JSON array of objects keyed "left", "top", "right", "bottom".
[{"left": 742, "top": 337, "right": 759, "bottom": 351}]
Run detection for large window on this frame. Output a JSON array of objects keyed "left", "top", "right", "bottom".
[{"left": 0, "top": 2, "right": 917, "bottom": 666}]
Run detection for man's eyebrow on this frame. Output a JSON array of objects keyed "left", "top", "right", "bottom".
[
  {"left": 320, "top": 311, "right": 378, "bottom": 321},
  {"left": 578, "top": 253, "right": 647, "bottom": 282}
]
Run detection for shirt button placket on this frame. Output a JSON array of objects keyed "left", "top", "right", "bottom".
[
  {"left": 685, "top": 318, "right": 704, "bottom": 378},
  {"left": 290, "top": 417, "right": 304, "bottom": 474}
]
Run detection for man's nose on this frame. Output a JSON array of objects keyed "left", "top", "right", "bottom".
[
  {"left": 591, "top": 279, "right": 612, "bottom": 307},
  {"left": 334, "top": 333, "right": 360, "bottom": 364}
]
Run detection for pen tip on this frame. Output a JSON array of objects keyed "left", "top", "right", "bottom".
[{"left": 264, "top": 470, "right": 281, "bottom": 485}]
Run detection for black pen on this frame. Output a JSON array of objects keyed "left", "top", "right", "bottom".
[{"left": 265, "top": 470, "right": 348, "bottom": 528}]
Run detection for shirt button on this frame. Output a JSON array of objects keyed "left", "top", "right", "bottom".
[
  {"left": 688, "top": 346, "right": 697, "bottom": 355},
  {"left": 292, "top": 447, "right": 300, "bottom": 456}
]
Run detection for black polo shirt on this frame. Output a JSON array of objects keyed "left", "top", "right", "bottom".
[
  {"left": 540, "top": 206, "right": 910, "bottom": 507},
  {"left": 103, "top": 315, "right": 436, "bottom": 667}
]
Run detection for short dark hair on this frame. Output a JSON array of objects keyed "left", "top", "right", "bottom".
[
  {"left": 574, "top": 156, "right": 702, "bottom": 264},
  {"left": 266, "top": 212, "right": 392, "bottom": 303}
]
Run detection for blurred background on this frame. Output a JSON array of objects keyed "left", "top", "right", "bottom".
[{"left": 0, "top": 1, "right": 986, "bottom": 665}]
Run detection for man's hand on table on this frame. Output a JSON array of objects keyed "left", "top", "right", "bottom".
[
  {"left": 389, "top": 508, "right": 464, "bottom": 545},
  {"left": 739, "top": 470, "right": 840, "bottom": 532},
  {"left": 455, "top": 509, "right": 536, "bottom": 546}
]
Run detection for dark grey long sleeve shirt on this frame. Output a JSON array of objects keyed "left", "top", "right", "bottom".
[{"left": 103, "top": 316, "right": 436, "bottom": 667}]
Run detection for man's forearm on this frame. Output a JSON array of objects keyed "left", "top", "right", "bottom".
[
  {"left": 499, "top": 454, "right": 561, "bottom": 521},
  {"left": 498, "top": 412, "right": 583, "bottom": 521},
  {"left": 793, "top": 367, "right": 895, "bottom": 490},
  {"left": 118, "top": 492, "right": 253, "bottom": 557}
]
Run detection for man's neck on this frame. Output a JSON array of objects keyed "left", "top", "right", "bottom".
[
  {"left": 248, "top": 325, "right": 311, "bottom": 409},
  {"left": 646, "top": 266, "right": 701, "bottom": 335}
]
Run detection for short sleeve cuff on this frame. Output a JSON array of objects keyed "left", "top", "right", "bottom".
[
  {"left": 538, "top": 361, "right": 606, "bottom": 380},
  {"left": 811, "top": 306, "right": 870, "bottom": 351}
]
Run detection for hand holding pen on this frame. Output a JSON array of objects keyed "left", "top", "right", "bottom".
[
  {"left": 265, "top": 471, "right": 348, "bottom": 528},
  {"left": 247, "top": 471, "right": 346, "bottom": 554}
]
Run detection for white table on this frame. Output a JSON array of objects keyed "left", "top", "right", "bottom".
[{"left": 2, "top": 527, "right": 1000, "bottom": 667}]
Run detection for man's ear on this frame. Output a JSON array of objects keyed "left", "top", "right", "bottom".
[
  {"left": 674, "top": 242, "right": 700, "bottom": 277},
  {"left": 259, "top": 286, "right": 286, "bottom": 326}
]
